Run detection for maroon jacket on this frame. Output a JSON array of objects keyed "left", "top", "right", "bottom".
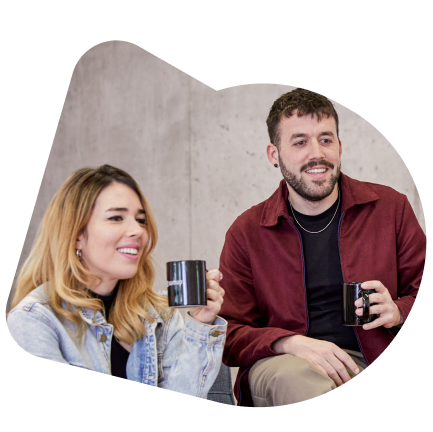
[{"left": 219, "top": 173, "right": 426, "bottom": 406}]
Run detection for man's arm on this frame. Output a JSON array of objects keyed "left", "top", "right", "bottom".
[
  {"left": 354, "top": 196, "right": 425, "bottom": 330},
  {"left": 394, "top": 196, "right": 426, "bottom": 319},
  {"left": 219, "top": 228, "right": 298, "bottom": 368}
]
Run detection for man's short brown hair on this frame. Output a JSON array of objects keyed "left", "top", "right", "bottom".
[{"left": 266, "top": 88, "right": 339, "bottom": 148}]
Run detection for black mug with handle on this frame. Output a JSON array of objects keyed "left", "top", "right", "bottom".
[
  {"left": 342, "top": 282, "right": 378, "bottom": 326},
  {"left": 166, "top": 260, "right": 208, "bottom": 308}
]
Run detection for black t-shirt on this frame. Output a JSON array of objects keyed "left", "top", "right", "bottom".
[
  {"left": 90, "top": 286, "right": 130, "bottom": 379},
  {"left": 288, "top": 193, "right": 360, "bottom": 352}
]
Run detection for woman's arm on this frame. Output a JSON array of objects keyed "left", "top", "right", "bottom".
[
  {"left": 7, "top": 307, "right": 70, "bottom": 365},
  {"left": 158, "top": 269, "right": 227, "bottom": 397},
  {"left": 158, "top": 309, "right": 227, "bottom": 398}
]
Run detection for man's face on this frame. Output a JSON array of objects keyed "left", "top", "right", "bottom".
[{"left": 276, "top": 113, "right": 342, "bottom": 202}]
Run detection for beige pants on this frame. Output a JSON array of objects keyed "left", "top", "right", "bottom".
[{"left": 248, "top": 349, "right": 367, "bottom": 407}]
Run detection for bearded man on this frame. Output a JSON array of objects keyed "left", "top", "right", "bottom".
[{"left": 218, "top": 88, "right": 426, "bottom": 407}]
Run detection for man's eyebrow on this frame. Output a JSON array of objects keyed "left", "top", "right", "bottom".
[
  {"left": 105, "top": 207, "right": 146, "bottom": 214},
  {"left": 290, "top": 131, "right": 335, "bottom": 140},
  {"left": 290, "top": 133, "right": 308, "bottom": 140},
  {"left": 320, "top": 131, "right": 335, "bottom": 137}
]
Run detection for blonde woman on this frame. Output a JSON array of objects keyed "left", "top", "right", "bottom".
[{"left": 7, "top": 165, "right": 226, "bottom": 397}]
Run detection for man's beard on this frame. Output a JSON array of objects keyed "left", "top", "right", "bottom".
[{"left": 279, "top": 157, "right": 341, "bottom": 202}]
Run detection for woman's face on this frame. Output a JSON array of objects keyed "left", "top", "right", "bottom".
[{"left": 76, "top": 182, "right": 149, "bottom": 294}]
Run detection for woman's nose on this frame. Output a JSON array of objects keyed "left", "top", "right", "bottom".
[{"left": 128, "top": 220, "right": 146, "bottom": 237}]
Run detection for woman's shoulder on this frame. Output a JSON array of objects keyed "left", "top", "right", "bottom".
[
  {"left": 9, "top": 284, "right": 55, "bottom": 318},
  {"left": 7, "top": 285, "right": 64, "bottom": 347}
]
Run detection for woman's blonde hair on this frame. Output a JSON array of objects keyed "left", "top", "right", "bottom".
[{"left": 13, "top": 164, "right": 169, "bottom": 345}]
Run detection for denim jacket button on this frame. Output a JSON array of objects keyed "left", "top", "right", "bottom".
[
  {"left": 100, "top": 334, "right": 107, "bottom": 342},
  {"left": 212, "top": 330, "right": 221, "bottom": 337}
]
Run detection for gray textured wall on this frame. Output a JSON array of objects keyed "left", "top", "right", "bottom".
[{"left": 7, "top": 41, "right": 426, "bottom": 385}]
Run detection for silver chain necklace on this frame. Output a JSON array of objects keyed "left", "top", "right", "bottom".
[{"left": 288, "top": 186, "right": 340, "bottom": 234}]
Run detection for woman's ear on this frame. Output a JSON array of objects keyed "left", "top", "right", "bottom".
[{"left": 76, "top": 231, "right": 85, "bottom": 250}]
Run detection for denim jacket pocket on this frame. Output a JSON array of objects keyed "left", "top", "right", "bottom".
[{"left": 157, "top": 352, "right": 165, "bottom": 383}]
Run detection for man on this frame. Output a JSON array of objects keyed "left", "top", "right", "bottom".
[{"left": 219, "top": 88, "right": 426, "bottom": 407}]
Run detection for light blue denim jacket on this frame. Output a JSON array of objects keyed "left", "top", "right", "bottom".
[{"left": 7, "top": 285, "right": 227, "bottom": 398}]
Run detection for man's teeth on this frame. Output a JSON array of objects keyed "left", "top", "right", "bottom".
[
  {"left": 117, "top": 248, "right": 138, "bottom": 255},
  {"left": 306, "top": 168, "right": 327, "bottom": 173}
]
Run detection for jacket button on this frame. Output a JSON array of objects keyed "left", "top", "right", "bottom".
[
  {"left": 100, "top": 334, "right": 107, "bottom": 342},
  {"left": 212, "top": 330, "right": 221, "bottom": 337}
]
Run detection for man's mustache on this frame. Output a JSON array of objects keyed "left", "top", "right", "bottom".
[{"left": 300, "top": 160, "right": 335, "bottom": 172}]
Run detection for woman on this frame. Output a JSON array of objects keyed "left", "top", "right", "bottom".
[{"left": 7, "top": 164, "right": 227, "bottom": 398}]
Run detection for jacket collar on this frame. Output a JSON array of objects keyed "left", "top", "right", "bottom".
[
  {"left": 79, "top": 301, "right": 164, "bottom": 326},
  {"left": 260, "top": 172, "right": 380, "bottom": 227},
  {"left": 34, "top": 279, "right": 165, "bottom": 326}
]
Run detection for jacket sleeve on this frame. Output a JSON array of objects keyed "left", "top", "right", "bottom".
[
  {"left": 393, "top": 196, "right": 426, "bottom": 321},
  {"left": 158, "top": 310, "right": 227, "bottom": 398},
  {"left": 219, "top": 228, "right": 299, "bottom": 368},
  {"left": 7, "top": 308, "right": 70, "bottom": 365}
]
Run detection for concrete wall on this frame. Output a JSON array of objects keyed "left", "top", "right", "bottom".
[{"left": 7, "top": 41, "right": 426, "bottom": 386}]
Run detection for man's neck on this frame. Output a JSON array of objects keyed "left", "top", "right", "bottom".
[{"left": 287, "top": 183, "right": 339, "bottom": 216}]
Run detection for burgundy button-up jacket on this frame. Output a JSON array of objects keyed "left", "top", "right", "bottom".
[{"left": 219, "top": 173, "right": 426, "bottom": 406}]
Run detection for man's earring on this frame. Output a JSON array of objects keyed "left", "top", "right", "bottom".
[
  {"left": 274, "top": 164, "right": 279, "bottom": 168},
  {"left": 76, "top": 249, "right": 82, "bottom": 259}
]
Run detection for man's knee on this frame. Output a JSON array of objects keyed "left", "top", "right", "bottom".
[{"left": 249, "top": 354, "right": 337, "bottom": 406}]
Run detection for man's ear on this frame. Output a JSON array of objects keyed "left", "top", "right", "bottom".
[
  {"left": 266, "top": 143, "right": 279, "bottom": 166},
  {"left": 339, "top": 138, "right": 343, "bottom": 158}
]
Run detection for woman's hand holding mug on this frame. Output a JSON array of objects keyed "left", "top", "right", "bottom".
[{"left": 190, "top": 269, "right": 224, "bottom": 324}]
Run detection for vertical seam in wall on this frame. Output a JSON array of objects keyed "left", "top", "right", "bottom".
[{"left": 188, "top": 78, "right": 192, "bottom": 258}]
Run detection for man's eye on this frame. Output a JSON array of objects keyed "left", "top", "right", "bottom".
[
  {"left": 137, "top": 218, "right": 147, "bottom": 225},
  {"left": 108, "top": 216, "right": 123, "bottom": 221},
  {"left": 294, "top": 141, "right": 305, "bottom": 146}
]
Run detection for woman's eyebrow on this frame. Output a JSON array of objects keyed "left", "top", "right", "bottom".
[{"left": 105, "top": 207, "right": 146, "bottom": 214}]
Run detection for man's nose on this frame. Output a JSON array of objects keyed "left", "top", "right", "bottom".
[{"left": 308, "top": 139, "right": 326, "bottom": 160}]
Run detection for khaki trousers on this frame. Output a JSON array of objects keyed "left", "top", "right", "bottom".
[{"left": 248, "top": 349, "right": 367, "bottom": 407}]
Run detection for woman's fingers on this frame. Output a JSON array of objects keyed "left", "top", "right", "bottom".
[
  {"left": 206, "top": 286, "right": 224, "bottom": 304},
  {"left": 206, "top": 269, "right": 223, "bottom": 283}
]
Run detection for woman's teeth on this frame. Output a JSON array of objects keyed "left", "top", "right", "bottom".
[{"left": 117, "top": 248, "right": 138, "bottom": 255}]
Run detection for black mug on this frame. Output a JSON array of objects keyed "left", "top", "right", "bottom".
[
  {"left": 166, "top": 260, "right": 207, "bottom": 308},
  {"left": 342, "top": 282, "right": 378, "bottom": 326}
]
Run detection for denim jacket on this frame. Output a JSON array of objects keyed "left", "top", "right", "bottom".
[{"left": 7, "top": 285, "right": 227, "bottom": 398}]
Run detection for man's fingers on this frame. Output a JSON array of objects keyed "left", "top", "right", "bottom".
[
  {"left": 361, "top": 280, "right": 384, "bottom": 292},
  {"left": 326, "top": 358, "right": 352, "bottom": 384},
  {"left": 334, "top": 349, "right": 360, "bottom": 375},
  {"left": 309, "top": 357, "right": 344, "bottom": 386}
]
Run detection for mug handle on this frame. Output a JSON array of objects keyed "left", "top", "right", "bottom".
[{"left": 362, "top": 292, "right": 370, "bottom": 321}]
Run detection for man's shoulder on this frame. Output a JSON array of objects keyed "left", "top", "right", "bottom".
[
  {"left": 227, "top": 186, "right": 281, "bottom": 235},
  {"left": 343, "top": 174, "right": 408, "bottom": 207},
  {"left": 228, "top": 180, "right": 287, "bottom": 232}
]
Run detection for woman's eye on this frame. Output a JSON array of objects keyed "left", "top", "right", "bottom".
[
  {"left": 137, "top": 218, "right": 147, "bottom": 225},
  {"left": 108, "top": 216, "right": 123, "bottom": 221}
]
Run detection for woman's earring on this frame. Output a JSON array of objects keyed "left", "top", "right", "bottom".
[
  {"left": 274, "top": 164, "right": 279, "bottom": 168},
  {"left": 76, "top": 249, "right": 82, "bottom": 259}
]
